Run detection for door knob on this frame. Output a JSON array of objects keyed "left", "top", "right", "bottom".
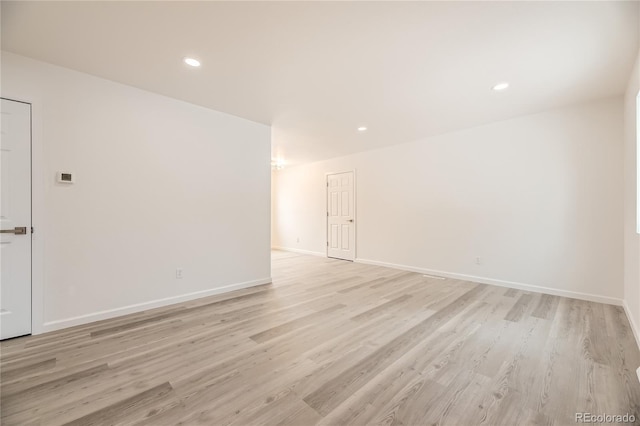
[
  {"left": 0, "top": 227, "right": 27, "bottom": 235},
  {"left": 347, "top": 219, "right": 354, "bottom": 222}
]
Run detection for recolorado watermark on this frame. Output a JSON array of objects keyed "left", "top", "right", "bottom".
[{"left": 575, "top": 413, "right": 636, "bottom": 423}]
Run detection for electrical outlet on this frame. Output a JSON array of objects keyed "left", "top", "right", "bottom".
[
  {"left": 296, "top": 237, "right": 300, "bottom": 243},
  {"left": 475, "top": 257, "right": 482, "bottom": 265},
  {"left": 176, "top": 268, "right": 183, "bottom": 279}
]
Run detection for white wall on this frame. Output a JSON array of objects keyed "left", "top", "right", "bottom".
[
  {"left": 1, "top": 52, "right": 272, "bottom": 332},
  {"left": 271, "top": 170, "right": 278, "bottom": 248},
  {"left": 273, "top": 98, "right": 624, "bottom": 304},
  {"left": 623, "top": 49, "right": 640, "bottom": 341}
]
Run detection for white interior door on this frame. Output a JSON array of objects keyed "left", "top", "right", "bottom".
[
  {"left": 1, "top": 98, "right": 32, "bottom": 340},
  {"left": 327, "top": 171, "right": 355, "bottom": 261}
]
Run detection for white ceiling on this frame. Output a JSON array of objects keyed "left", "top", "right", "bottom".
[{"left": 2, "top": 1, "right": 639, "bottom": 165}]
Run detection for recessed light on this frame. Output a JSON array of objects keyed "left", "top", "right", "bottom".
[
  {"left": 492, "top": 82, "right": 509, "bottom": 91},
  {"left": 357, "top": 126, "right": 367, "bottom": 132},
  {"left": 184, "top": 57, "right": 201, "bottom": 67}
]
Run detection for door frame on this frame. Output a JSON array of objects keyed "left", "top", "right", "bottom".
[
  {"left": 2, "top": 95, "right": 44, "bottom": 335},
  {"left": 325, "top": 169, "right": 357, "bottom": 260}
]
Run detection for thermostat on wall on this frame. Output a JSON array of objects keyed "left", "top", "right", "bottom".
[{"left": 57, "top": 172, "right": 75, "bottom": 184}]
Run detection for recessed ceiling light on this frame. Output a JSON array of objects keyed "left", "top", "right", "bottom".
[
  {"left": 184, "top": 57, "right": 201, "bottom": 67},
  {"left": 357, "top": 126, "right": 367, "bottom": 132},
  {"left": 492, "top": 82, "right": 509, "bottom": 91}
]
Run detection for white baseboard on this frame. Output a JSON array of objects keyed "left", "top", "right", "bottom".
[
  {"left": 39, "top": 277, "right": 272, "bottom": 334},
  {"left": 272, "top": 246, "right": 326, "bottom": 257},
  {"left": 623, "top": 300, "right": 640, "bottom": 350},
  {"left": 355, "top": 258, "right": 623, "bottom": 306}
]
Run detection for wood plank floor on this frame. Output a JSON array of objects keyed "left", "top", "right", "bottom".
[{"left": 2, "top": 250, "right": 640, "bottom": 425}]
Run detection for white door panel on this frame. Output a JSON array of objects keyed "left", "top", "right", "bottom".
[
  {"left": 1, "top": 99, "right": 32, "bottom": 340},
  {"left": 327, "top": 171, "right": 355, "bottom": 261}
]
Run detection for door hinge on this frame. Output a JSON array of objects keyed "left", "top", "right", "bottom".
[
  {"left": 327, "top": 211, "right": 329, "bottom": 217},
  {"left": 327, "top": 241, "right": 329, "bottom": 247},
  {"left": 327, "top": 182, "right": 329, "bottom": 187},
  {"left": 31, "top": 227, "right": 34, "bottom": 234}
]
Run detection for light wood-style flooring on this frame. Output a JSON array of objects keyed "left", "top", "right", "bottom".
[{"left": 1, "top": 250, "right": 640, "bottom": 425}]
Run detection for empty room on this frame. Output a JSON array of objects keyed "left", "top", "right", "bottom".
[{"left": 1, "top": 1, "right": 639, "bottom": 425}]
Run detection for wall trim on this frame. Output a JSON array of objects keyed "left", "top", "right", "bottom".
[
  {"left": 272, "top": 246, "right": 326, "bottom": 257},
  {"left": 41, "top": 277, "right": 272, "bottom": 333},
  {"left": 623, "top": 299, "right": 640, "bottom": 350},
  {"left": 356, "top": 257, "right": 623, "bottom": 306}
]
